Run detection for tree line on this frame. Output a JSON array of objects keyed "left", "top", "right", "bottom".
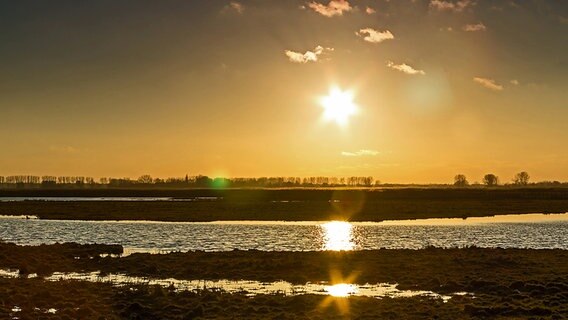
[
  {"left": 453, "top": 171, "right": 548, "bottom": 187},
  {"left": 0, "top": 175, "right": 377, "bottom": 188},
  {"left": 0, "top": 172, "right": 565, "bottom": 188}
]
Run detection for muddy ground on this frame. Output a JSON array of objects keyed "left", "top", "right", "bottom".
[{"left": 1, "top": 243, "right": 567, "bottom": 319}]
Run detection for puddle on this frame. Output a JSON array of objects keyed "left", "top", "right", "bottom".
[
  {"left": 0, "top": 268, "right": 466, "bottom": 301},
  {"left": 0, "top": 197, "right": 223, "bottom": 202},
  {"left": 0, "top": 269, "right": 20, "bottom": 278},
  {"left": 0, "top": 269, "right": 468, "bottom": 301},
  {"left": 0, "top": 215, "right": 38, "bottom": 220}
]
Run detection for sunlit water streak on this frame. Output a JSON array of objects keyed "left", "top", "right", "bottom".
[
  {"left": 0, "top": 268, "right": 461, "bottom": 301},
  {"left": 322, "top": 221, "right": 353, "bottom": 250},
  {"left": 1, "top": 213, "right": 567, "bottom": 253},
  {"left": 0, "top": 197, "right": 220, "bottom": 202}
]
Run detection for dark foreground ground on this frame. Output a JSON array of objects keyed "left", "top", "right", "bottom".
[
  {"left": 1, "top": 243, "right": 567, "bottom": 319},
  {"left": 1, "top": 188, "right": 568, "bottom": 221}
]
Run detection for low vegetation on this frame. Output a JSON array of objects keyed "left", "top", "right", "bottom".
[
  {"left": 1, "top": 188, "right": 567, "bottom": 221},
  {"left": 1, "top": 243, "right": 567, "bottom": 319}
]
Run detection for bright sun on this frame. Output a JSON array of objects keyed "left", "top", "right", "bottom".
[{"left": 319, "top": 87, "right": 358, "bottom": 127}]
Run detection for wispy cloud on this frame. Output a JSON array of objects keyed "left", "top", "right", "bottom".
[
  {"left": 341, "top": 149, "right": 380, "bottom": 157},
  {"left": 510, "top": 79, "right": 519, "bottom": 85},
  {"left": 49, "top": 145, "right": 81, "bottom": 154},
  {"left": 356, "top": 28, "right": 394, "bottom": 43},
  {"left": 307, "top": 0, "right": 352, "bottom": 17},
  {"left": 223, "top": 1, "right": 244, "bottom": 14},
  {"left": 429, "top": 0, "right": 475, "bottom": 12},
  {"left": 285, "top": 46, "right": 333, "bottom": 63},
  {"left": 386, "top": 61, "right": 425, "bottom": 75},
  {"left": 463, "top": 22, "right": 486, "bottom": 31},
  {"left": 365, "top": 7, "right": 376, "bottom": 14},
  {"left": 473, "top": 77, "right": 503, "bottom": 91}
]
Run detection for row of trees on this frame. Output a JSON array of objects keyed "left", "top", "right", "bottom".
[
  {"left": 1, "top": 172, "right": 564, "bottom": 188},
  {"left": 0, "top": 176, "right": 96, "bottom": 186},
  {"left": 0, "top": 175, "right": 378, "bottom": 188},
  {"left": 454, "top": 172, "right": 531, "bottom": 187}
]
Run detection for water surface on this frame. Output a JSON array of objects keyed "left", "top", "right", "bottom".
[
  {"left": 1, "top": 213, "right": 567, "bottom": 252},
  {"left": 0, "top": 268, "right": 463, "bottom": 301},
  {"left": 0, "top": 197, "right": 220, "bottom": 202}
]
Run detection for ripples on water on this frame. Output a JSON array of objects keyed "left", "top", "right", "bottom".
[{"left": 1, "top": 213, "right": 567, "bottom": 253}]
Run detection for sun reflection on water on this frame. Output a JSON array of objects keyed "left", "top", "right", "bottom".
[
  {"left": 322, "top": 221, "right": 354, "bottom": 251},
  {"left": 325, "top": 283, "right": 358, "bottom": 297}
]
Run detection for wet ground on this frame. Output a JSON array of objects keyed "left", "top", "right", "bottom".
[{"left": 1, "top": 242, "right": 567, "bottom": 319}]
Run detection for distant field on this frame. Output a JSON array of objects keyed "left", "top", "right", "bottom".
[{"left": 1, "top": 188, "right": 567, "bottom": 221}]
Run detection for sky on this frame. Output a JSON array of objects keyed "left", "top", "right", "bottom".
[{"left": 1, "top": 0, "right": 567, "bottom": 183}]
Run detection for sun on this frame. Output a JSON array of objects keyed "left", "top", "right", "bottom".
[{"left": 319, "top": 87, "right": 358, "bottom": 127}]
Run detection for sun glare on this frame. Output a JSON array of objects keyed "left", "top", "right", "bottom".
[
  {"left": 319, "top": 87, "right": 358, "bottom": 127},
  {"left": 325, "top": 283, "right": 358, "bottom": 297},
  {"left": 322, "top": 221, "right": 354, "bottom": 251}
]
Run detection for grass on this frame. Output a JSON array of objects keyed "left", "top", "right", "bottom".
[
  {"left": 1, "top": 188, "right": 567, "bottom": 221},
  {"left": 1, "top": 243, "right": 567, "bottom": 319}
]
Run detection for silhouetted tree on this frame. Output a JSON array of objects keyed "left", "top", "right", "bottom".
[
  {"left": 483, "top": 174, "right": 499, "bottom": 186},
  {"left": 137, "top": 175, "right": 153, "bottom": 184},
  {"left": 513, "top": 171, "right": 530, "bottom": 185},
  {"left": 454, "top": 174, "right": 469, "bottom": 187},
  {"left": 194, "top": 175, "right": 211, "bottom": 187}
]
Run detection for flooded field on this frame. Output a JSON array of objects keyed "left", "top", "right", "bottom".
[
  {"left": 1, "top": 213, "right": 567, "bottom": 253},
  {"left": 0, "top": 268, "right": 463, "bottom": 301},
  {"left": 2, "top": 241, "right": 567, "bottom": 319}
]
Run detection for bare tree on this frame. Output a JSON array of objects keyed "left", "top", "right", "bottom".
[
  {"left": 137, "top": 175, "right": 153, "bottom": 184},
  {"left": 513, "top": 171, "right": 530, "bottom": 185}
]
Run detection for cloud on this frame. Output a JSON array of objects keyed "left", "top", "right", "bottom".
[
  {"left": 386, "top": 61, "right": 425, "bottom": 75},
  {"left": 473, "top": 77, "right": 503, "bottom": 91},
  {"left": 223, "top": 1, "right": 244, "bottom": 14},
  {"left": 429, "top": 0, "right": 475, "bottom": 12},
  {"left": 230, "top": 1, "right": 244, "bottom": 13},
  {"left": 341, "top": 149, "right": 380, "bottom": 157},
  {"left": 284, "top": 46, "right": 333, "bottom": 63},
  {"left": 365, "top": 7, "right": 376, "bottom": 14},
  {"left": 463, "top": 22, "right": 486, "bottom": 31},
  {"left": 307, "top": 0, "right": 352, "bottom": 17},
  {"left": 356, "top": 28, "right": 394, "bottom": 43},
  {"left": 510, "top": 79, "right": 519, "bottom": 85},
  {"left": 49, "top": 145, "right": 81, "bottom": 154}
]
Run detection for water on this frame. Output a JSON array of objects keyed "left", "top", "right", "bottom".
[
  {"left": 1, "top": 213, "right": 567, "bottom": 253},
  {"left": 0, "top": 268, "right": 464, "bottom": 301},
  {"left": 0, "top": 197, "right": 219, "bottom": 202}
]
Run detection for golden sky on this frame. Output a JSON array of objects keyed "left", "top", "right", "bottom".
[{"left": 1, "top": 0, "right": 567, "bottom": 183}]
